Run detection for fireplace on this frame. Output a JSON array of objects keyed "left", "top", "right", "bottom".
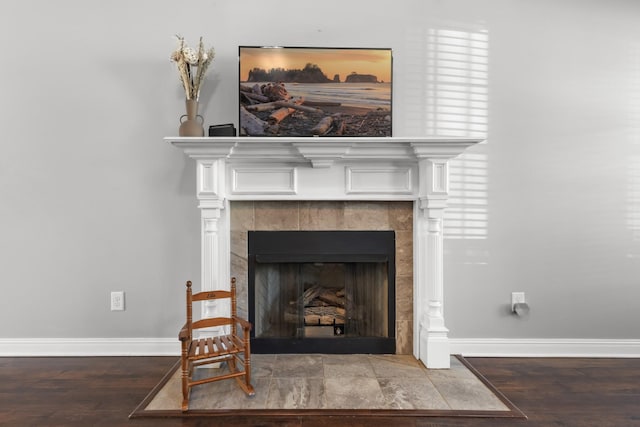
[
  {"left": 168, "top": 136, "right": 482, "bottom": 368},
  {"left": 248, "top": 230, "right": 395, "bottom": 354}
]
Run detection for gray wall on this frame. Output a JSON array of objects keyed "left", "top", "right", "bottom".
[{"left": 0, "top": 0, "right": 638, "bottom": 342}]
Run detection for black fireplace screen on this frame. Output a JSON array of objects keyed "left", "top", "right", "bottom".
[{"left": 248, "top": 231, "right": 395, "bottom": 354}]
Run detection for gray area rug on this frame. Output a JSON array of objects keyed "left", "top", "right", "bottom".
[{"left": 131, "top": 354, "right": 525, "bottom": 418}]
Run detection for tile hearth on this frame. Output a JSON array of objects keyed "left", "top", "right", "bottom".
[{"left": 144, "top": 355, "right": 509, "bottom": 411}]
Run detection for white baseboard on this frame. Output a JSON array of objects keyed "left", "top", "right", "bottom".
[
  {"left": 450, "top": 338, "right": 640, "bottom": 358},
  {"left": 0, "top": 338, "right": 179, "bottom": 356},
  {"left": 1, "top": 337, "right": 639, "bottom": 357}
]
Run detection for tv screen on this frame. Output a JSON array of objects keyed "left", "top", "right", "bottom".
[{"left": 239, "top": 46, "right": 392, "bottom": 137}]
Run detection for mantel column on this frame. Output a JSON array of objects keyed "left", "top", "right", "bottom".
[
  {"left": 196, "top": 157, "right": 230, "bottom": 328},
  {"left": 415, "top": 157, "right": 451, "bottom": 368}
]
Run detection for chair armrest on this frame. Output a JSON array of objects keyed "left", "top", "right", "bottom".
[
  {"left": 178, "top": 323, "right": 190, "bottom": 341},
  {"left": 233, "top": 316, "right": 252, "bottom": 332}
]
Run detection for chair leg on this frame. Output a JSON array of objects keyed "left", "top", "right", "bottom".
[
  {"left": 244, "top": 352, "right": 252, "bottom": 390},
  {"left": 228, "top": 354, "right": 237, "bottom": 373},
  {"left": 234, "top": 375, "right": 255, "bottom": 396},
  {"left": 234, "top": 345, "right": 255, "bottom": 396},
  {"left": 181, "top": 358, "right": 189, "bottom": 412}
]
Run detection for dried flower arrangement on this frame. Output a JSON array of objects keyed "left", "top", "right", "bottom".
[{"left": 170, "top": 35, "right": 215, "bottom": 100}]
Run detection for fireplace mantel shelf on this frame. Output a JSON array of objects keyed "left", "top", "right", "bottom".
[{"left": 165, "top": 136, "right": 481, "bottom": 167}]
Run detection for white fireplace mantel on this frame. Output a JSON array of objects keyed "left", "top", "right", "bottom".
[{"left": 167, "top": 136, "right": 481, "bottom": 368}]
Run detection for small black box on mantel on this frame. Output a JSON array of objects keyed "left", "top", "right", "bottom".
[{"left": 208, "top": 123, "right": 236, "bottom": 137}]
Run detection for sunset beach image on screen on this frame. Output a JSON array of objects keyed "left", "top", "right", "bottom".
[{"left": 239, "top": 46, "right": 392, "bottom": 137}]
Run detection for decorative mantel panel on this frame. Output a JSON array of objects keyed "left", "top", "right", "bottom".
[{"left": 167, "top": 136, "right": 481, "bottom": 368}]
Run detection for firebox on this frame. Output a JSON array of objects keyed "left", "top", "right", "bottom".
[{"left": 248, "top": 230, "right": 396, "bottom": 354}]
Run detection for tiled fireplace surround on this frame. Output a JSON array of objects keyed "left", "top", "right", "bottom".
[
  {"left": 231, "top": 200, "right": 412, "bottom": 354},
  {"left": 168, "top": 136, "right": 481, "bottom": 368}
]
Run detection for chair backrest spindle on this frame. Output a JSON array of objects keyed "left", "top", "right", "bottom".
[
  {"left": 185, "top": 280, "right": 193, "bottom": 338},
  {"left": 231, "top": 277, "right": 237, "bottom": 336}
]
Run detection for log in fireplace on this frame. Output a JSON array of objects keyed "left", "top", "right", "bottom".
[{"left": 248, "top": 230, "right": 396, "bottom": 354}]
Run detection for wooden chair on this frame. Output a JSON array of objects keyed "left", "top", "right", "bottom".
[{"left": 178, "top": 278, "right": 255, "bottom": 411}]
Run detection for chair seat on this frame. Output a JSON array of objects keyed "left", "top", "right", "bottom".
[{"left": 188, "top": 334, "right": 244, "bottom": 361}]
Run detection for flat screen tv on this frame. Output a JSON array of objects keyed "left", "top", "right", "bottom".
[{"left": 239, "top": 46, "right": 392, "bottom": 137}]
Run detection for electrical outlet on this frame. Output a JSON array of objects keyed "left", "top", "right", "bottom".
[
  {"left": 111, "top": 291, "right": 125, "bottom": 311},
  {"left": 511, "top": 291, "right": 525, "bottom": 311}
]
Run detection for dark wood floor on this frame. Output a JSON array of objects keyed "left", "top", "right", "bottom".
[{"left": 1, "top": 356, "right": 639, "bottom": 426}]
